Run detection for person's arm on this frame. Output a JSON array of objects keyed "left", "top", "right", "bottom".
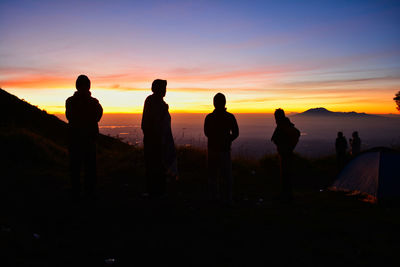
[
  {"left": 271, "top": 128, "right": 278, "bottom": 144},
  {"left": 95, "top": 99, "right": 103, "bottom": 122},
  {"left": 230, "top": 115, "right": 239, "bottom": 141},
  {"left": 141, "top": 97, "right": 151, "bottom": 134},
  {"left": 204, "top": 115, "right": 210, "bottom": 138},
  {"left": 65, "top": 98, "right": 73, "bottom": 122}
]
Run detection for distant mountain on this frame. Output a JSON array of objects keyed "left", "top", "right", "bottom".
[{"left": 295, "top": 107, "right": 381, "bottom": 118}]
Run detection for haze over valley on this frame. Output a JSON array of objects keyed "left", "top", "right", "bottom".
[{"left": 57, "top": 109, "right": 400, "bottom": 157}]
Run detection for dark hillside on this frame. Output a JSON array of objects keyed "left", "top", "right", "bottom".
[
  {"left": 0, "top": 88, "right": 128, "bottom": 147},
  {"left": 0, "top": 88, "right": 140, "bottom": 213},
  {"left": 0, "top": 88, "right": 67, "bottom": 146}
]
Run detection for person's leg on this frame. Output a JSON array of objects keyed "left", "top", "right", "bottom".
[
  {"left": 156, "top": 166, "right": 166, "bottom": 197},
  {"left": 220, "top": 151, "right": 233, "bottom": 203},
  {"left": 144, "top": 144, "right": 154, "bottom": 196},
  {"left": 151, "top": 159, "right": 166, "bottom": 197},
  {"left": 280, "top": 153, "right": 293, "bottom": 201},
  {"left": 145, "top": 144, "right": 164, "bottom": 198},
  {"left": 208, "top": 150, "right": 219, "bottom": 201},
  {"left": 84, "top": 142, "right": 97, "bottom": 197},
  {"left": 69, "top": 145, "right": 82, "bottom": 199}
]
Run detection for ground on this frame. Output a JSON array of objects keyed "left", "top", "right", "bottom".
[{"left": 1, "top": 148, "right": 399, "bottom": 267}]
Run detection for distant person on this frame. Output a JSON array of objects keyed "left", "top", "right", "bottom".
[
  {"left": 204, "top": 93, "right": 239, "bottom": 204},
  {"left": 141, "top": 79, "right": 177, "bottom": 198},
  {"left": 349, "top": 131, "right": 361, "bottom": 156},
  {"left": 271, "top": 108, "right": 300, "bottom": 203},
  {"left": 335, "top": 131, "right": 348, "bottom": 171},
  {"left": 66, "top": 75, "right": 103, "bottom": 200}
]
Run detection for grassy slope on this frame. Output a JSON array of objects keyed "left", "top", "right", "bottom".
[{"left": 1, "top": 88, "right": 399, "bottom": 266}]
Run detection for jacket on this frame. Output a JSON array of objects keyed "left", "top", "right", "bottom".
[{"left": 204, "top": 108, "right": 239, "bottom": 152}]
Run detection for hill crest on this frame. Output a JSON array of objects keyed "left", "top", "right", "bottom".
[
  {"left": 295, "top": 107, "right": 380, "bottom": 118},
  {"left": 0, "top": 88, "right": 128, "bottom": 149}
]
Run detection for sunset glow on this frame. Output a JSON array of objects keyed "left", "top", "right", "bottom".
[{"left": 1, "top": 0, "right": 399, "bottom": 114}]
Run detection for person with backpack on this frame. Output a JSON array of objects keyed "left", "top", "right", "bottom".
[{"left": 271, "top": 108, "right": 300, "bottom": 202}]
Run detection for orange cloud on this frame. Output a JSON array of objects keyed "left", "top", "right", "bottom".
[{"left": 0, "top": 74, "right": 72, "bottom": 88}]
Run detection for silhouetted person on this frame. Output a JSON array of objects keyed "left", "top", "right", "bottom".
[
  {"left": 349, "top": 131, "right": 361, "bottom": 156},
  {"left": 271, "top": 108, "right": 300, "bottom": 202},
  {"left": 141, "top": 79, "right": 177, "bottom": 198},
  {"left": 66, "top": 75, "right": 103, "bottom": 199},
  {"left": 204, "top": 93, "right": 239, "bottom": 204},
  {"left": 335, "top": 131, "right": 348, "bottom": 171}
]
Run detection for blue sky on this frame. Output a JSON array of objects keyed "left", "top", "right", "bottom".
[{"left": 0, "top": 0, "right": 399, "bottom": 113}]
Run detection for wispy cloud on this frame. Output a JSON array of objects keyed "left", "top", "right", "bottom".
[{"left": 281, "top": 75, "right": 400, "bottom": 88}]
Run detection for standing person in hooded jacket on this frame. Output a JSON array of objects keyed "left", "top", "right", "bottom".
[
  {"left": 141, "top": 79, "right": 177, "bottom": 198},
  {"left": 204, "top": 93, "right": 239, "bottom": 204},
  {"left": 271, "top": 108, "right": 300, "bottom": 203},
  {"left": 66, "top": 75, "right": 103, "bottom": 200}
]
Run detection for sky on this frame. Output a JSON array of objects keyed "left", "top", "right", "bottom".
[{"left": 0, "top": 0, "right": 399, "bottom": 114}]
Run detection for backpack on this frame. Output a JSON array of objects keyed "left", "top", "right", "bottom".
[{"left": 286, "top": 125, "right": 300, "bottom": 151}]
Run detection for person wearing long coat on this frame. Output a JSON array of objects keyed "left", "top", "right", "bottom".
[{"left": 141, "top": 79, "right": 177, "bottom": 197}]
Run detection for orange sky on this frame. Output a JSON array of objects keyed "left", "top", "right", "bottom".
[
  {"left": 1, "top": 66, "right": 399, "bottom": 114},
  {"left": 2, "top": 74, "right": 398, "bottom": 114}
]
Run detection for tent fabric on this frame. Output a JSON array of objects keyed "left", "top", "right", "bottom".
[
  {"left": 333, "top": 147, "right": 400, "bottom": 200},
  {"left": 378, "top": 150, "right": 400, "bottom": 199}
]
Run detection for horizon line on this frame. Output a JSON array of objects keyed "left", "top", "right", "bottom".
[{"left": 52, "top": 111, "right": 400, "bottom": 115}]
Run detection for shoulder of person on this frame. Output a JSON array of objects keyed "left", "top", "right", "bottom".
[
  {"left": 144, "top": 94, "right": 153, "bottom": 103},
  {"left": 205, "top": 112, "right": 214, "bottom": 119},
  {"left": 65, "top": 95, "right": 75, "bottom": 105},
  {"left": 162, "top": 100, "right": 169, "bottom": 109},
  {"left": 90, "top": 96, "right": 100, "bottom": 104},
  {"left": 225, "top": 111, "right": 236, "bottom": 119}
]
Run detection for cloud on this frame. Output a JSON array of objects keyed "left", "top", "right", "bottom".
[
  {"left": 0, "top": 74, "right": 72, "bottom": 88},
  {"left": 230, "top": 97, "right": 274, "bottom": 104},
  {"left": 1, "top": 47, "right": 399, "bottom": 92},
  {"left": 283, "top": 75, "right": 400, "bottom": 87}
]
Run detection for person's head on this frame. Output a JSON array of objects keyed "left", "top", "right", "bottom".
[
  {"left": 352, "top": 131, "right": 359, "bottom": 138},
  {"left": 274, "top": 108, "right": 285, "bottom": 123},
  {"left": 337, "top": 131, "right": 343, "bottom": 138},
  {"left": 213, "top": 93, "right": 226, "bottom": 110},
  {"left": 76, "top": 75, "right": 91, "bottom": 92},
  {"left": 151, "top": 79, "right": 167, "bottom": 97}
]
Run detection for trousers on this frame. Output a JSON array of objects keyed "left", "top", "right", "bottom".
[
  {"left": 69, "top": 141, "right": 97, "bottom": 197},
  {"left": 208, "top": 150, "right": 233, "bottom": 202}
]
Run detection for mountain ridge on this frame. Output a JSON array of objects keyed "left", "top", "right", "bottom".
[{"left": 294, "top": 107, "right": 382, "bottom": 118}]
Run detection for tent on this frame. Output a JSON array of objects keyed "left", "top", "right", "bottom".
[{"left": 332, "top": 147, "right": 400, "bottom": 202}]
